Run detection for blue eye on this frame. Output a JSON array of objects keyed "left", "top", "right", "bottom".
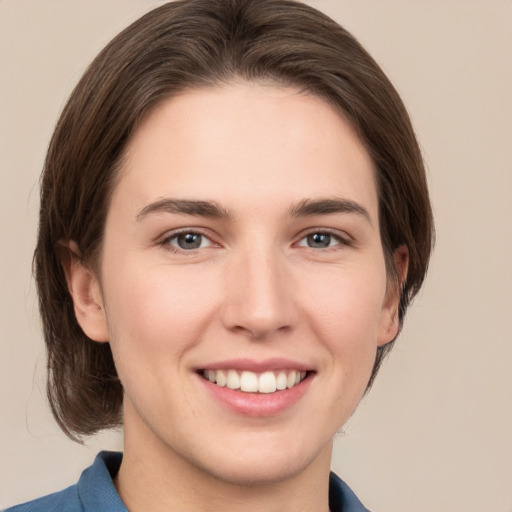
[
  {"left": 297, "top": 232, "right": 344, "bottom": 249},
  {"left": 165, "top": 232, "right": 213, "bottom": 250}
]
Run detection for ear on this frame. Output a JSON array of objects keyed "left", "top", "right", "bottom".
[
  {"left": 377, "top": 245, "right": 409, "bottom": 346},
  {"left": 57, "top": 240, "right": 109, "bottom": 342}
]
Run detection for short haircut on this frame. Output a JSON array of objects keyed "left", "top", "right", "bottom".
[{"left": 34, "top": 0, "right": 434, "bottom": 440}]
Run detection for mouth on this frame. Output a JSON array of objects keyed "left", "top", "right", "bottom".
[{"left": 199, "top": 369, "right": 309, "bottom": 394}]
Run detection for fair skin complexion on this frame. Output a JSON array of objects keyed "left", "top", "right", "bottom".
[{"left": 64, "top": 82, "right": 407, "bottom": 512}]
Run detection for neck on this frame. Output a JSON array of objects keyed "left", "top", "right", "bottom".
[{"left": 115, "top": 406, "right": 332, "bottom": 512}]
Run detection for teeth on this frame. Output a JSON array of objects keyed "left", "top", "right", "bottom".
[
  {"left": 259, "top": 371, "right": 277, "bottom": 394},
  {"left": 276, "top": 371, "right": 287, "bottom": 390},
  {"left": 240, "top": 371, "right": 259, "bottom": 392},
  {"left": 216, "top": 369, "right": 227, "bottom": 387},
  {"left": 226, "top": 370, "right": 240, "bottom": 390},
  {"left": 204, "top": 369, "right": 308, "bottom": 393},
  {"left": 286, "top": 371, "right": 297, "bottom": 389}
]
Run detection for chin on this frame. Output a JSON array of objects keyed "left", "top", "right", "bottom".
[
  {"left": 191, "top": 434, "right": 332, "bottom": 487},
  {"left": 203, "top": 456, "right": 309, "bottom": 487}
]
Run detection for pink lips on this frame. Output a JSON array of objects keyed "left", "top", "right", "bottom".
[
  {"left": 200, "top": 358, "right": 312, "bottom": 373},
  {"left": 196, "top": 358, "right": 314, "bottom": 417}
]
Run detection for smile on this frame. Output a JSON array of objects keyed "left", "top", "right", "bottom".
[{"left": 201, "top": 369, "right": 308, "bottom": 394}]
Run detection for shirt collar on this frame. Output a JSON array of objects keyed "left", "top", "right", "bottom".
[{"left": 78, "top": 451, "right": 370, "bottom": 512}]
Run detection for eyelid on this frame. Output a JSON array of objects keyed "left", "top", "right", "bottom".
[
  {"left": 158, "top": 227, "right": 219, "bottom": 253},
  {"left": 156, "top": 226, "right": 354, "bottom": 254},
  {"left": 294, "top": 228, "right": 354, "bottom": 248}
]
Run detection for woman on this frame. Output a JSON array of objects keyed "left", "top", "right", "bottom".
[{"left": 7, "top": 0, "right": 433, "bottom": 510}]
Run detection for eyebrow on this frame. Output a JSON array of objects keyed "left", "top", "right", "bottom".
[
  {"left": 136, "top": 196, "right": 371, "bottom": 224},
  {"left": 289, "top": 198, "right": 372, "bottom": 224},
  {"left": 136, "top": 198, "right": 232, "bottom": 221}
]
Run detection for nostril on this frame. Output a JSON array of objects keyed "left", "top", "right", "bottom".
[{"left": 228, "top": 321, "right": 293, "bottom": 341}]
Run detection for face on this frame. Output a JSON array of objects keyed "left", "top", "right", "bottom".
[{"left": 74, "top": 82, "right": 402, "bottom": 486}]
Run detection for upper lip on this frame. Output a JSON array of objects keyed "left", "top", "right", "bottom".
[{"left": 198, "top": 358, "right": 314, "bottom": 373}]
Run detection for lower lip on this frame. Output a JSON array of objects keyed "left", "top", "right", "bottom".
[{"left": 198, "top": 373, "right": 313, "bottom": 417}]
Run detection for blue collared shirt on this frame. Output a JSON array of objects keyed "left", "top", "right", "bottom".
[{"left": 5, "top": 451, "right": 370, "bottom": 511}]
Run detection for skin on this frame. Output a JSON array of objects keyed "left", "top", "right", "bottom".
[{"left": 65, "top": 82, "right": 407, "bottom": 512}]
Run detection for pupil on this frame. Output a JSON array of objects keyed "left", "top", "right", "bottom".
[
  {"left": 178, "top": 233, "right": 201, "bottom": 249},
  {"left": 308, "top": 233, "right": 330, "bottom": 248}
]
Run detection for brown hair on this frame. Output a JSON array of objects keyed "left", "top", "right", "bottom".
[{"left": 34, "top": 0, "right": 434, "bottom": 440}]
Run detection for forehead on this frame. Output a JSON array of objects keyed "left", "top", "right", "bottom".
[{"left": 113, "top": 82, "right": 378, "bottom": 219}]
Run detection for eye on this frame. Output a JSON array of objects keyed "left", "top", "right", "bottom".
[
  {"left": 296, "top": 231, "right": 346, "bottom": 249},
  {"left": 163, "top": 231, "right": 214, "bottom": 251}
]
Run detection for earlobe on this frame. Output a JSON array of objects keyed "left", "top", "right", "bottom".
[
  {"left": 377, "top": 245, "right": 409, "bottom": 346},
  {"left": 57, "top": 240, "right": 109, "bottom": 343}
]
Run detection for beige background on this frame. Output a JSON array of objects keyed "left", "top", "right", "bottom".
[{"left": 1, "top": 0, "right": 511, "bottom": 510}]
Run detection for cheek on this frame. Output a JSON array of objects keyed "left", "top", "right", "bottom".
[
  {"left": 101, "top": 258, "right": 221, "bottom": 366},
  {"left": 302, "top": 261, "right": 387, "bottom": 395},
  {"left": 305, "top": 263, "right": 387, "bottom": 342}
]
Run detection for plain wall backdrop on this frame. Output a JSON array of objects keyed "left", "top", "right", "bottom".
[{"left": 1, "top": 1, "right": 511, "bottom": 510}]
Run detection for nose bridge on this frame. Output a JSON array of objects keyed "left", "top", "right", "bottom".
[{"left": 223, "top": 239, "right": 294, "bottom": 338}]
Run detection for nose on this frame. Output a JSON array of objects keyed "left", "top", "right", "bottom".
[{"left": 221, "top": 245, "right": 295, "bottom": 340}]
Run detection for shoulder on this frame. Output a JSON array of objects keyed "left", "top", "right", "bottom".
[
  {"left": 329, "top": 472, "right": 372, "bottom": 512},
  {"left": 3, "top": 484, "right": 81, "bottom": 512},
  {"left": 3, "top": 452, "right": 125, "bottom": 512}
]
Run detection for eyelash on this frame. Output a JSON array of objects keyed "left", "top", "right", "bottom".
[
  {"left": 159, "top": 229, "right": 217, "bottom": 255},
  {"left": 295, "top": 229, "right": 353, "bottom": 250},
  {"left": 158, "top": 228, "right": 353, "bottom": 255}
]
